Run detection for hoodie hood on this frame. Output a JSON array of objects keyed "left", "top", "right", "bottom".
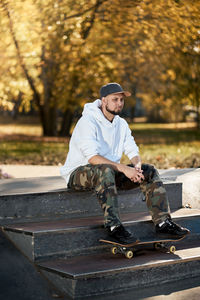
[{"left": 82, "top": 99, "right": 119, "bottom": 126}]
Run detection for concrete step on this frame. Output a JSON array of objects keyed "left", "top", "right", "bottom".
[
  {"left": 0, "top": 230, "right": 62, "bottom": 300},
  {"left": 37, "top": 240, "right": 200, "bottom": 299},
  {"left": 75, "top": 275, "right": 200, "bottom": 300},
  {"left": 1, "top": 168, "right": 199, "bottom": 299},
  {"left": 2, "top": 209, "right": 200, "bottom": 262},
  {"left": 0, "top": 176, "right": 182, "bottom": 225}
]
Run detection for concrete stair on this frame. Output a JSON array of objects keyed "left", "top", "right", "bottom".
[
  {"left": 1, "top": 173, "right": 200, "bottom": 299},
  {"left": 3, "top": 211, "right": 200, "bottom": 298},
  {"left": 0, "top": 176, "right": 181, "bottom": 225},
  {"left": 2, "top": 210, "right": 200, "bottom": 262},
  {"left": 38, "top": 242, "right": 200, "bottom": 299}
]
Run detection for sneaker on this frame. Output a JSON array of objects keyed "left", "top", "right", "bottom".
[
  {"left": 107, "top": 224, "right": 139, "bottom": 244},
  {"left": 156, "top": 218, "right": 190, "bottom": 237}
]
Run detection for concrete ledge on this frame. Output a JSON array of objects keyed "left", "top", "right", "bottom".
[
  {"left": 1, "top": 168, "right": 199, "bottom": 225},
  {"left": 159, "top": 168, "right": 200, "bottom": 209},
  {"left": 0, "top": 182, "right": 182, "bottom": 225},
  {"left": 1, "top": 166, "right": 199, "bottom": 209},
  {"left": 0, "top": 172, "right": 177, "bottom": 196},
  {"left": 0, "top": 176, "right": 66, "bottom": 196}
]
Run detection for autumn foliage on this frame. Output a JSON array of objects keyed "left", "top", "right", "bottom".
[{"left": 0, "top": 0, "right": 200, "bottom": 136}]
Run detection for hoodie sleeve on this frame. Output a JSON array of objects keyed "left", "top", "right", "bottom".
[
  {"left": 123, "top": 122, "right": 139, "bottom": 160},
  {"left": 75, "top": 117, "right": 99, "bottom": 160}
]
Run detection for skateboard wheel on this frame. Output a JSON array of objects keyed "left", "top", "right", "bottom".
[
  {"left": 169, "top": 245, "right": 176, "bottom": 253},
  {"left": 154, "top": 242, "right": 161, "bottom": 250},
  {"left": 125, "top": 250, "right": 133, "bottom": 259},
  {"left": 111, "top": 247, "right": 118, "bottom": 255}
]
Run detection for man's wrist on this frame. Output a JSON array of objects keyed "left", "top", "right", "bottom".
[
  {"left": 135, "top": 163, "right": 141, "bottom": 169},
  {"left": 116, "top": 163, "right": 125, "bottom": 173}
]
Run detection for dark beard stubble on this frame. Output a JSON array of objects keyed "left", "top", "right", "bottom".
[{"left": 105, "top": 104, "right": 122, "bottom": 116}]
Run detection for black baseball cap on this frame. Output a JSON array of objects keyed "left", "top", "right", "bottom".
[{"left": 100, "top": 83, "right": 131, "bottom": 98}]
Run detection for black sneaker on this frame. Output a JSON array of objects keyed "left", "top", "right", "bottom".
[
  {"left": 156, "top": 218, "right": 190, "bottom": 237},
  {"left": 107, "top": 225, "right": 139, "bottom": 245}
]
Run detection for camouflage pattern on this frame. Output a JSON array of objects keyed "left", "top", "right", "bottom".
[
  {"left": 68, "top": 163, "right": 170, "bottom": 227},
  {"left": 139, "top": 164, "right": 171, "bottom": 224},
  {"left": 68, "top": 164, "right": 121, "bottom": 227}
]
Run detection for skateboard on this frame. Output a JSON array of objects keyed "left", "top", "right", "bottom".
[{"left": 99, "top": 235, "right": 187, "bottom": 259}]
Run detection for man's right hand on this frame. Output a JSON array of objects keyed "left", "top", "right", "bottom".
[
  {"left": 121, "top": 165, "right": 144, "bottom": 183},
  {"left": 89, "top": 155, "right": 144, "bottom": 183}
]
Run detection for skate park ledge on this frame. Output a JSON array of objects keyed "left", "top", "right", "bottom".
[{"left": 0, "top": 166, "right": 200, "bottom": 210}]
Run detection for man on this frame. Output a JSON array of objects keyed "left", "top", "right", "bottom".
[{"left": 60, "top": 82, "right": 189, "bottom": 244}]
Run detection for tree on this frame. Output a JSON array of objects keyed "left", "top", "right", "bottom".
[
  {"left": 97, "top": 0, "right": 200, "bottom": 124},
  {"left": 1, "top": 0, "right": 108, "bottom": 136},
  {"left": 1, "top": 0, "right": 200, "bottom": 134}
]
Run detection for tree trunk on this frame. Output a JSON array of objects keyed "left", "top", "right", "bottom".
[
  {"left": 41, "top": 105, "right": 57, "bottom": 136},
  {"left": 194, "top": 87, "right": 200, "bottom": 129},
  {"left": 12, "top": 91, "right": 22, "bottom": 120},
  {"left": 196, "top": 105, "right": 200, "bottom": 129},
  {"left": 59, "top": 109, "right": 74, "bottom": 137},
  {"left": 4, "top": 1, "right": 46, "bottom": 131}
]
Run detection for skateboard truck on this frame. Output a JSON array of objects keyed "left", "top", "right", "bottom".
[{"left": 111, "top": 245, "right": 134, "bottom": 259}]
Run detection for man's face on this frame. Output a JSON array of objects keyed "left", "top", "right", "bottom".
[{"left": 102, "top": 93, "right": 125, "bottom": 116}]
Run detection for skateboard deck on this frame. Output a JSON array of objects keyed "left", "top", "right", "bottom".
[{"left": 99, "top": 235, "right": 187, "bottom": 259}]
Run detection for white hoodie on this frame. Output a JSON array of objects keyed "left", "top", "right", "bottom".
[{"left": 60, "top": 99, "right": 139, "bottom": 184}]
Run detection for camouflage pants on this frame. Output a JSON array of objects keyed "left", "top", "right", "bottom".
[{"left": 68, "top": 163, "right": 171, "bottom": 228}]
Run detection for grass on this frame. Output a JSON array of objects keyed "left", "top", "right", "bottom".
[
  {"left": 0, "top": 118, "right": 200, "bottom": 168},
  {"left": 121, "top": 142, "right": 200, "bottom": 168},
  {"left": 130, "top": 122, "right": 200, "bottom": 145},
  {"left": 0, "top": 140, "right": 68, "bottom": 166},
  {"left": 122, "top": 122, "right": 200, "bottom": 168}
]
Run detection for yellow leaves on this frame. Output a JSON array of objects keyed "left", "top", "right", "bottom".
[
  {"left": 0, "top": 0, "right": 200, "bottom": 123},
  {"left": 0, "top": 99, "right": 14, "bottom": 111},
  {"left": 161, "top": 73, "right": 167, "bottom": 81},
  {"left": 193, "top": 46, "right": 200, "bottom": 54},
  {"left": 167, "top": 69, "right": 176, "bottom": 81}
]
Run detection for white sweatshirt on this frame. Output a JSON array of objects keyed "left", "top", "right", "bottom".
[{"left": 60, "top": 99, "right": 139, "bottom": 184}]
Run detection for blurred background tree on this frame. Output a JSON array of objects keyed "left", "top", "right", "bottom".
[{"left": 0, "top": 0, "right": 200, "bottom": 136}]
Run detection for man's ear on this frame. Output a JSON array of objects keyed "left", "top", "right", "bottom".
[{"left": 101, "top": 96, "right": 106, "bottom": 105}]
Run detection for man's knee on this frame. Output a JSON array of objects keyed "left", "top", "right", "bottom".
[
  {"left": 98, "top": 164, "right": 115, "bottom": 177},
  {"left": 95, "top": 164, "right": 116, "bottom": 192},
  {"left": 142, "top": 163, "right": 157, "bottom": 182}
]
